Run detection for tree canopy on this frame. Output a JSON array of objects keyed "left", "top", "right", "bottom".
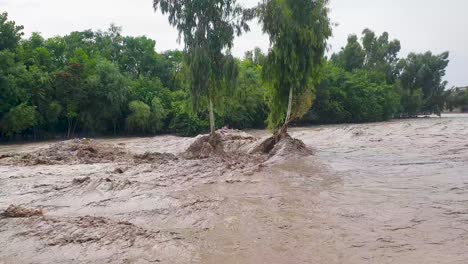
[
  {"left": 153, "top": 0, "right": 254, "bottom": 135},
  {"left": 259, "top": 0, "right": 332, "bottom": 133}
]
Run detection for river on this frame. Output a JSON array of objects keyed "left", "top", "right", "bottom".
[{"left": 0, "top": 114, "right": 467, "bottom": 263}]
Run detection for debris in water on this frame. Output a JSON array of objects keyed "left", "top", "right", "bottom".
[
  {"left": 72, "top": 176, "right": 91, "bottom": 185},
  {"left": 1, "top": 205, "right": 43, "bottom": 218},
  {"left": 116, "top": 168, "right": 125, "bottom": 174}
]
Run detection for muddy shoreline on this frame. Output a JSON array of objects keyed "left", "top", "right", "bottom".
[{"left": 1, "top": 115, "right": 468, "bottom": 263}]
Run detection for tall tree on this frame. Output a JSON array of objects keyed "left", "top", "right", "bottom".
[
  {"left": 153, "top": 0, "right": 254, "bottom": 135},
  {"left": 259, "top": 0, "right": 332, "bottom": 136},
  {"left": 361, "top": 29, "right": 401, "bottom": 83}
]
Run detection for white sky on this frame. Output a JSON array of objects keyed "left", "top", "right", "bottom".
[{"left": 1, "top": 0, "right": 467, "bottom": 87}]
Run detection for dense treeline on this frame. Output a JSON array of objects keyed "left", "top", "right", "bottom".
[
  {"left": 0, "top": 10, "right": 452, "bottom": 141},
  {"left": 307, "top": 31, "right": 450, "bottom": 124},
  {"left": 0, "top": 12, "right": 266, "bottom": 140}
]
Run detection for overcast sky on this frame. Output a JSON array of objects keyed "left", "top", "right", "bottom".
[{"left": 1, "top": 0, "right": 467, "bottom": 87}]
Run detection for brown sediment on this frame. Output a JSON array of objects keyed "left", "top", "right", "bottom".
[
  {"left": 183, "top": 132, "right": 226, "bottom": 159},
  {"left": 0, "top": 139, "right": 129, "bottom": 166},
  {"left": 133, "top": 152, "right": 177, "bottom": 164},
  {"left": 250, "top": 133, "right": 313, "bottom": 163}
]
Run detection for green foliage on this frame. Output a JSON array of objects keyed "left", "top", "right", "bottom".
[
  {"left": 0, "top": 11, "right": 454, "bottom": 141},
  {"left": 222, "top": 57, "right": 267, "bottom": 129},
  {"left": 1, "top": 103, "right": 38, "bottom": 136},
  {"left": 0, "top": 12, "right": 24, "bottom": 51},
  {"left": 154, "top": 0, "right": 255, "bottom": 134},
  {"left": 259, "top": 0, "right": 332, "bottom": 131},
  {"left": 149, "top": 97, "right": 168, "bottom": 133},
  {"left": 119, "top": 36, "right": 159, "bottom": 78},
  {"left": 82, "top": 59, "right": 128, "bottom": 134},
  {"left": 309, "top": 63, "right": 400, "bottom": 124},
  {"left": 398, "top": 51, "right": 449, "bottom": 115},
  {"left": 332, "top": 29, "right": 401, "bottom": 84},
  {"left": 329, "top": 29, "right": 449, "bottom": 119},
  {"left": 445, "top": 87, "right": 468, "bottom": 112},
  {"left": 127, "top": 101, "right": 151, "bottom": 133},
  {"left": 44, "top": 101, "right": 63, "bottom": 125},
  {"left": 169, "top": 98, "right": 208, "bottom": 136},
  {"left": 399, "top": 89, "right": 423, "bottom": 117},
  {"left": 331, "top": 35, "right": 365, "bottom": 72}
]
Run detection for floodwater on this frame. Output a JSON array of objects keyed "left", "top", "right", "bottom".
[{"left": 0, "top": 114, "right": 467, "bottom": 263}]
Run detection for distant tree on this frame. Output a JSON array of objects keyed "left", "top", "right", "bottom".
[
  {"left": 149, "top": 97, "right": 167, "bottom": 133},
  {"left": 119, "top": 36, "right": 159, "bottom": 78},
  {"left": 244, "top": 47, "right": 266, "bottom": 66},
  {"left": 84, "top": 59, "right": 128, "bottom": 134},
  {"left": 398, "top": 51, "right": 450, "bottom": 115},
  {"left": 223, "top": 56, "right": 267, "bottom": 129},
  {"left": 445, "top": 87, "right": 468, "bottom": 112},
  {"left": 361, "top": 29, "right": 401, "bottom": 83},
  {"left": 127, "top": 100, "right": 151, "bottom": 133},
  {"left": 0, "top": 50, "right": 25, "bottom": 118},
  {"left": 0, "top": 103, "right": 38, "bottom": 137},
  {"left": 153, "top": 0, "right": 255, "bottom": 135},
  {"left": 156, "top": 50, "right": 185, "bottom": 90},
  {"left": 310, "top": 63, "right": 400, "bottom": 124},
  {"left": 54, "top": 61, "right": 88, "bottom": 138},
  {"left": 259, "top": 0, "right": 332, "bottom": 136},
  {"left": 331, "top": 35, "right": 365, "bottom": 72},
  {"left": 0, "top": 12, "right": 24, "bottom": 51}
]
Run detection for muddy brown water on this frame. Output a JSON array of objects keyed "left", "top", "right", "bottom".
[{"left": 1, "top": 114, "right": 468, "bottom": 263}]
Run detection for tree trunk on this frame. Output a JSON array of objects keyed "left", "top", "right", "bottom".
[
  {"left": 209, "top": 97, "right": 215, "bottom": 136},
  {"left": 277, "top": 87, "right": 293, "bottom": 138},
  {"left": 67, "top": 119, "right": 72, "bottom": 139},
  {"left": 285, "top": 87, "right": 293, "bottom": 127},
  {"left": 72, "top": 120, "right": 78, "bottom": 138}
]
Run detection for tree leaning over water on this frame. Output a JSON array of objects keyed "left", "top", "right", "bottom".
[
  {"left": 153, "top": 0, "right": 255, "bottom": 136},
  {"left": 259, "top": 0, "right": 332, "bottom": 138}
]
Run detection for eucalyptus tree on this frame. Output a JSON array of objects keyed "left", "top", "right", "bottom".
[
  {"left": 259, "top": 0, "right": 332, "bottom": 137},
  {"left": 153, "top": 0, "right": 254, "bottom": 135}
]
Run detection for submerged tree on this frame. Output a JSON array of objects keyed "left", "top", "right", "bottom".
[
  {"left": 153, "top": 0, "right": 254, "bottom": 136},
  {"left": 259, "top": 0, "right": 332, "bottom": 137}
]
